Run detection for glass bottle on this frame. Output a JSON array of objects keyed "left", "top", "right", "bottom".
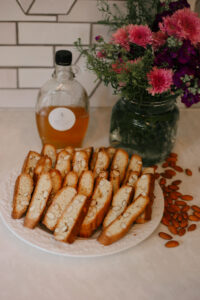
[
  {"left": 110, "top": 95, "right": 179, "bottom": 166},
  {"left": 36, "top": 50, "right": 89, "bottom": 149}
]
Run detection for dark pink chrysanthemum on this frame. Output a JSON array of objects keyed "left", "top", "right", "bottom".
[
  {"left": 147, "top": 67, "right": 173, "bottom": 95},
  {"left": 128, "top": 25, "right": 153, "bottom": 48},
  {"left": 160, "top": 8, "right": 200, "bottom": 45},
  {"left": 112, "top": 27, "right": 130, "bottom": 51},
  {"left": 152, "top": 31, "right": 167, "bottom": 50}
]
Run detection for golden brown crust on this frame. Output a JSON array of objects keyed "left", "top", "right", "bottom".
[
  {"left": 79, "top": 179, "right": 112, "bottom": 238},
  {"left": 109, "top": 169, "right": 120, "bottom": 194},
  {"left": 12, "top": 173, "right": 34, "bottom": 219},
  {"left": 22, "top": 151, "right": 41, "bottom": 177},
  {"left": 34, "top": 155, "right": 52, "bottom": 182},
  {"left": 24, "top": 172, "right": 52, "bottom": 229},
  {"left": 98, "top": 195, "right": 149, "bottom": 245},
  {"left": 111, "top": 149, "right": 129, "bottom": 183},
  {"left": 63, "top": 171, "right": 78, "bottom": 188},
  {"left": 55, "top": 150, "right": 71, "bottom": 178},
  {"left": 78, "top": 170, "right": 94, "bottom": 198},
  {"left": 41, "top": 144, "right": 57, "bottom": 167},
  {"left": 72, "top": 150, "right": 89, "bottom": 177},
  {"left": 93, "top": 149, "right": 110, "bottom": 179}
]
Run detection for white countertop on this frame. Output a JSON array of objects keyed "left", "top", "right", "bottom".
[{"left": 0, "top": 107, "right": 200, "bottom": 300}]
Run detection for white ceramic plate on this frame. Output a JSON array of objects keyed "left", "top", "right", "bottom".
[{"left": 0, "top": 168, "right": 164, "bottom": 257}]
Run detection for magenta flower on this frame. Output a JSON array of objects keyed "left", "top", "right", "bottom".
[
  {"left": 160, "top": 8, "right": 200, "bottom": 45},
  {"left": 128, "top": 25, "right": 153, "bottom": 48},
  {"left": 152, "top": 31, "right": 167, "bottom": 50},
  {"left": 112, "top": 27, "right": 130, "bottom": 51},
  {"left": 147, "top": 67, "right": 173, "bottom": 95}
]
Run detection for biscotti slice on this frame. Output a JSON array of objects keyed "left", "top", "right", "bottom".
[
  {"left": 109, "top": 169, "right": 120, "bottom": 194},
  {"left": 54, "top": 194, "right": 90, "bottom": 243},
  {"left": 45, "top": 169, "right": 62, "bottom": 211},
  {"left": 90, "top": 147, "right": 99, "bottom": 170},
  {"left": 103, "top": 185, "right": 133, "bottom": 229},
  {"left": 98, "top": 195, "right": 149, "bottom": 245},
  {"left": 136, "top": 171, "right": 155, "bottom": 223},
  {"left": 93, "top": 149, "right": 110, "bottom": 179},
  {"left": 12, "top": 173, "right": 34, "bottom": 219},
  {"left": 78, "top": 170, "right": 94, "bottom": 198},
  {"left": 79, "top": 179, "right": 112, "bottom": 238},
  {"left": 110, "top": 149, "right": 129, "bottom": 183},
  {"left": 82, "top": 147, "right": 93, "bottom": 162},
  {"left": 95, "top": 171, "right": 109, "bottom": 187},
  {"left": 24, "top": 172, "right": 52, "bottom": 229},
  {"left": 123, "top": 154, "right": 142, "bottom": 184},
  {"left": 134, "top": 174, "right": 152, "bottom": 200},
  {"left": 41, "top": 144, "right": 57, "bottom": 167},
  {"left": 64, "top": 146, "right": 75, "bottom": 158},
  {"left": 22, "top": 151, "right": 41, "bottom": 178},
  {"left": 42, "top": 186, "right": 77, "bottom": 231},
  {"left": 34, "top": 155, "right": 52, "bottom": 181},
  {"left": 72, "top": 150, "right": 88, "bottom": 177},
  {"left": 63, "top": 171, "right": 78, "bottom": 188},
  {"left": 124, "top": 171, "right": 139, "bottom": 188},
  {"left": 105, "top": 147, "right": 116, "bottom": 164},
  {"left": 55, "top": 150, "right": 71, "bottom": 178}
]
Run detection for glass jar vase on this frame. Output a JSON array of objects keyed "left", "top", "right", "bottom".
[{"left": 109, "top": 96, "right": 179, "bottom": 166}]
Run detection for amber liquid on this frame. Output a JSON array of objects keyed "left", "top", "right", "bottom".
[{"left": 36, "top": 106, "right": 89, "bottom": 149}]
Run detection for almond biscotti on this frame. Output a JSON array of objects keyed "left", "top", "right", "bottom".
[
  {"left": 110, "top": 149, "right": 129, "bottom": 183},
  {"left": 63, "top": 171, "right": 78, "bottom": 189},
  {"left": 103, "top": 185, "right": 133, "bottom": 229},
  {"left": 12, "top": 173, "right": 34, "bottom": 219},
  {"left": 24, "top": 172, "right": 52, "bottom": 229},
  {"left": 78, "top": 170, "right": 94, "bottom": 198},
  {"left": 41, "top": 144, "right": 57, "bottom": 167},
  {"left": 42, "top": 186, "right": 77, "bottom": 231},
  {"left": 55, "top": 150, "right": 71, "bottom": 178},
  {"left": 98, "top": 195, "right": 149, "bottom": 245},
  {"left": 72, "top": 150, "right": 89, "bottom": 177},
  {"left": 93, "top": 149, "right": 110, "bottom": 179},
  {"left": 54, "top": 194, "right": 90, "bottom": 243},
  {"left": 34, "top": 155, "right": 52, "bottom": 181},
  {"left": 22, "top": 151, "right": 41, "bottom": 178},
  {"left": 79, "top": 178, "right": 112, "bottom": 238}
]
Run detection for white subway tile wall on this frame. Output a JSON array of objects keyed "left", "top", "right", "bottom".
[{"left": 0, "top": 0, "right": 198, "bottom": 107}]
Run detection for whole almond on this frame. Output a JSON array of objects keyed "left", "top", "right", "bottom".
[
  {"left": 180, "top": 219, "right": 188, "bottom": 228},
  {"left": 159, "top": 178, "right": 166, "bottom": 185},
  {"left": 169, "top": 185, "right": 179, "bottom": 191},
  {"left": 185, "top": 168, "right": 192, "bottom": 176},
  {"left": 189, "top": 215, "right": 200, "bottom": 222},
  {"left": 181, "top": 205, "right": 190, "bottom": 212},
  {"left": 170, "top": 192, "right": 178, "bottom": 200},
  {"left": 158, "top": 232, "right": 172, "bottom": 240},
  {"left": 194, "top": 211, "right": 200, "bottom": 218},
  {"left": 162, "top": 162, "right": 168, "bottom": 168},
  {"left": 174, "top": 166, "right": 183, "bottom": 172},
  {"left": 168, "top": 225, "right": 177, "bottom": 235},
  {"left": 165, "top": 169, "right": 176, "bottom": 176},
  {"left": 175, "top": 200, "right": 187, "bottom": 206},
  {"left": 162, "top": 217, "right": 170, "bottom": 226},
  {"left": 181, "top": 195, "right": 193, "bottom": 201},
  {"left": 178, "top": 228, "right": 186, "bottom": 236},
  {"left": 165, "top": 240, "right": 179, "bottom": 248},
  {"left": 191, "top": 205, "right": 200, "bottom": 212},
  {"left": 172, "top": 180, "right": 182, "bottom": 185},
  {"left": 166, "top": 157, "right": 177, "bottom": 163},
  {"left": 172, "top": 219, "right": 179, "bottom": 228},
  {"left": 182, "top": 212, "right": 189, "bottom": 220},
  {"left": 169, "top": 153, "right": 178, "bottom": 158},
  {"left": 188, "top": 224, "right": 197, "bottom": 231}
]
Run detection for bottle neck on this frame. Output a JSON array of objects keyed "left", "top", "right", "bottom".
[{"left": 54, "top": 64, "right": 73, "bottom": 82}]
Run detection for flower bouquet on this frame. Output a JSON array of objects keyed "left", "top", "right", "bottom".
[{"left": 75, "top": 0, "right": 200, "bottom": 164}]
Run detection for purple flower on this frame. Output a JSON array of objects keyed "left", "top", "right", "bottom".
[
  {"left": 177, "top": 40, "right": 196, "bottom": 64},
  {"left": 173, "top": 66, "right": 195, "bottom": 88},
  {"left": 181, "top": 90, "right": 200, "bottom": 107},
  {"left": 169, "top": 0, "right": 190, "bottom": 11},
  {"left": 95, "top": 35, "right": 102, "bottom": 41}
]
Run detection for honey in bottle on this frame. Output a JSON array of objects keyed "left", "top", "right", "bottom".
[{"left": 35, "top": 50, "right": 89, "bottom": 149}]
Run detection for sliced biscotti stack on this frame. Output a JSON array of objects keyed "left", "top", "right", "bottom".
[
  {"left": 79, "top": 178, "right": 112, "bottom": 238},
  {"left": 12, "top": 173, "right": 34, "bottom": 219},
  {"left": 93, "top": 149, "right": 110, "bottom": 179},
  {"left": 72, "top": 150, "right": 89, "bottom": 177},
  {"left": 103, "top": 185, "right": 133, "bottom": 229},
  {"left": 42, "top": 186, "right": 77, "bottom": 231},
  {"left": 24, "top": 172, "right": 52, "bottom": 229},
  {"left": 98, "top": 195, "right": 150, "bottom": 245},
  {"left": 55, "top": 150, "right": 71, "bottom": 178}
]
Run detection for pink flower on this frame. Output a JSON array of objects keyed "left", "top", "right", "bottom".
[
  {"left": 160, "top": 8, "right": 200, "bottom": 45},
  {"left": 112, "top": 27, "right": 130, "bottom": 51},
  {"left": 96, "top": 51, "right": 106, "bottom": 58},
  {"left": 152, "top": 31, "right": 167, "bottom": 50},
  {"left": 147, "top": 67, "right": 173, "bottom": 95},
  {"left": 128, "top": 25, "right": 153, "bottom": 48}
]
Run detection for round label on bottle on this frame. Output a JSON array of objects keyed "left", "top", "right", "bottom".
[{"left": 48, "top": 107, "right": 76, "bottom": 131}]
